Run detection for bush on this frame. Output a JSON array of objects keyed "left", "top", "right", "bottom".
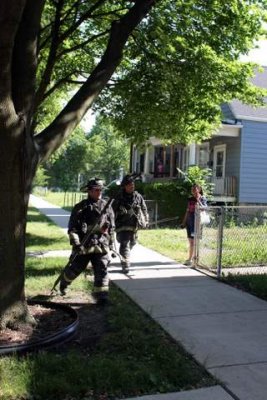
[
  {"left": 105, "top": 181, "right": 187, "bottom": 221},
  {"left": 143, "top": 181, "right": 187, "bottom": 220}
]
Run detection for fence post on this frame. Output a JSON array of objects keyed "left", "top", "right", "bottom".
[
  {"left": 193, "top": 206, "right": 200, "bottom": 267},
  {"left": 217, "top": 206, "right": 225, "bottom": 278},
  {"left": 155, "top": 201, "right": 158, "bottom": 229}
]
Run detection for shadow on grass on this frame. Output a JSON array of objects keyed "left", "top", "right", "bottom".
[
  {"left": 26, "top": 232, "right": 66, "bottom": 248},
  {"left": 25, "top": 265, "right": 64, "bottom": 278},
  {"left": 27, "top": 207, "right": 61, "bottom": 225}
]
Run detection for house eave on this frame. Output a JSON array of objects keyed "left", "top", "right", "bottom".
[
  {"left": 149, "top": 137, "right": 163, "bottom": 146},
  {"left": 213, "top": 124, "right": 241, "bottom": 137},
  {"left": 234, "top": 115, "right": 267, "bottom": 122}
]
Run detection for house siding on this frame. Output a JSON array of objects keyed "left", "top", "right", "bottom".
[{"left": 239, "top": 120, "right": 267, "bottom": 203}]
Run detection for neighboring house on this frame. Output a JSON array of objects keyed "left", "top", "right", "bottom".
[{"left": 131, "top": 66, "right": 267, "bottom": 204}]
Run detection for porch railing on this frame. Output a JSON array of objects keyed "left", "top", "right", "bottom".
[{"left": 211, "top": 176, "right": 237, "bottom": 197}]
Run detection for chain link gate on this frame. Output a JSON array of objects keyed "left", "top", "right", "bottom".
[{"left": 195, "top": 206, "right": 267, "bottom": 277}]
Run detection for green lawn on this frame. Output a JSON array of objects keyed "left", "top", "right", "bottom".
[
  {"left": 26, "top": 207, "right": 69, "bottom": 252},
  {"left": 32, "top": 189, "right": 86, "bottom": 211}
]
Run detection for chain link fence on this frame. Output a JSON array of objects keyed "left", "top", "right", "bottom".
[
  {"left": 145, "top": 200, "right": 180, "bottom": 228},
  {"left": 195, "top": 206, "right": 267, "bottom": 277}
]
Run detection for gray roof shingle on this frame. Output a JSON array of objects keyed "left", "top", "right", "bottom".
[{"left": 228, "top": 66, "right": 267, "bottom": 120}]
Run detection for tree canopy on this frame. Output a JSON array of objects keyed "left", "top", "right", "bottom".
[
  {"left": 45, "top": 117, "right": 130, "bottom": 189},
  {"left": 95, "top": 0, "right": 267, "bottom": 144},
  {"left": 46, "top": 127, "right": 89, "bottom": 191},
  {"left": 86, "top": 116, "right": 130, "bottom": 183}
]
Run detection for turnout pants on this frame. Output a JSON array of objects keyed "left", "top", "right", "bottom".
[
  {"left": 116, "top": 231, "right": 137, "bottom": 267},
  {"left": 60, "top": 252, "right": 110, "bottom": 299}
]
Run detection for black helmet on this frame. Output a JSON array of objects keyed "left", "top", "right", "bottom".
[
  {"left": 121, "top": 174, "right": 135, "bottom": 187},
  {"left": 80, "top": 177, "right": 104, "bottom": 192}
]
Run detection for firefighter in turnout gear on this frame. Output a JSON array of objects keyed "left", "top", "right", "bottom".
[
  {"left": 113, "top": 174, "right": 149, "bottom": 274},
  {"left": 59, "top": 178, "right": 115, "bottom": 305}
]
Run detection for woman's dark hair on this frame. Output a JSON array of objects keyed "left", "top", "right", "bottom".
[{"left": 192, "top": 183, "right": 203, "bottom": 195}]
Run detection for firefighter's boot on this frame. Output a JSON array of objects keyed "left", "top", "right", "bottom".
[
  {"left": 121, "top": 260, "right": 130, "bottom": 274},
  {"left": 59, "top": 278, "right": 69, "bottom": 296}
]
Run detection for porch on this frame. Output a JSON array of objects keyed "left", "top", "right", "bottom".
[{"left": 210, "top": 175, "right": 237, "bottom": 202}]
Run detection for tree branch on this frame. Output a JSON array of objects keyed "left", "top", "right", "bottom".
[
  {"left": 34, "top": 0, "right": 64, "bottom": 114},
  {"left": 57, "top": 29, "right": 110, "bottom": 57},
  {"left": 12, "top": 0, "right": 45, "bottom": 121},
  {"left": 35, "top": 0, "right": 157, "bottom": 162},
  {"left": 36, "top": 0, "right": 108, "bottom": 112},
  {"left": 42, "top": 71, "right": 80, "bottom": 100},
  {"left": 58, "top": 0, "right": 108, "bottom": 43},
  {"left": 0, "top": 0, "right": 27, "bottom": 121}
]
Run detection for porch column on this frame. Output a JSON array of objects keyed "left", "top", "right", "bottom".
[
  {"left": 144, "top": 145, "right": 150, "bottom": 180},
  {"left": 170, "top": 145, "right": 174, "bottom": 178},
  {"left": 132, "top": 145, "right": 138, "bottom": 172},
  {"left": 189, "top": 143, "right": 197, "bottom": 165}
]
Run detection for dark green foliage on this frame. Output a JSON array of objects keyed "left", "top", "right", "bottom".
[
  {"left": 46, "top": 129, "right": 89, "bottom": 191},
  {"left": 143, "top": 181, "right": 188, "bottom": 220},
  {"left": 105, "top": 181, "right": 187, "bottom": 220},
  {"left": 95, "top": 0, "right": 267, "bottom": 145},
  {"left": 176, "top": 166, "right": 214, "bottom": 198}
]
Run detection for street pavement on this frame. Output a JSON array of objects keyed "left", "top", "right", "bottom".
[{"left": 29, "top": 194, "right": 267, "bottom": 400}]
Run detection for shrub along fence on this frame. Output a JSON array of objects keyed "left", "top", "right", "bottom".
[
  {"left": 105, "top": 181, "right": 188, "bottom": 222},
  {"left": 194, "top": 206, "right": 267, "bottom": 277}
]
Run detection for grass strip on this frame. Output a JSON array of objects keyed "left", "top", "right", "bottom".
[
  {"left": 223, "top": 274, "right": 267, "bottom": 301},
  {"left": 26, "top": 207, "right": 69, "bottom": 252}
]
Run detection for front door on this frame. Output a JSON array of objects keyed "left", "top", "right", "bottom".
[{"left": 213, "top": 144, "right": 226, "bottom": 195}]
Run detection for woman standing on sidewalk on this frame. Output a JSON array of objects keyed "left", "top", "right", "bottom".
[{"left": 181, "top": 184, "right": 207, "bottom": 266}]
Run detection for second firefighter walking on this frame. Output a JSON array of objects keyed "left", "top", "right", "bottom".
[{"left": 113, "top": 174, "right": 149, "bottom": 274}]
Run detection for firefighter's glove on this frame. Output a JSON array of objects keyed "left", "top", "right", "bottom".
[
  {"left": 74, "top": 244, "right": 86, "bottom": 255},
  {"left": 69, "top": 232, "right": 80, "bottom": 246}
]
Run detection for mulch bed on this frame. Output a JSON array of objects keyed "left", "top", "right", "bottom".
[{"left": 0, "top": 291, "right": 108, "bottom": 351}]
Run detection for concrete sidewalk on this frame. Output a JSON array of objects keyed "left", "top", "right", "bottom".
[{"left": 29, "top": 195, "right": 267, "bottom": 400}]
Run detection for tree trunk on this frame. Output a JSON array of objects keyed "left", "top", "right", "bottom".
[{"left": 0, "top": 117, "right": 37, "bottom": 329}]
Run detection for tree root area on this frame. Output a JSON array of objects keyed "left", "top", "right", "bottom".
[{"left": 0, "top": 291, "right": 107, "bottom": 350}]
